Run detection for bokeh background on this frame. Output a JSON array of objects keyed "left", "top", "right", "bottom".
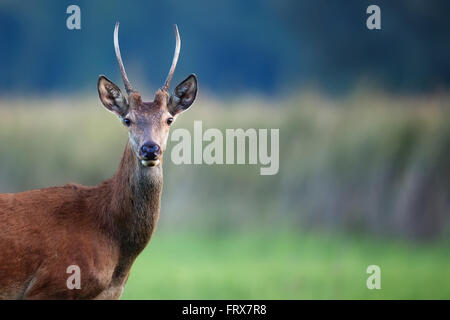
[{"left": 0, "top": 0, "right": 449, "bottom": 299}]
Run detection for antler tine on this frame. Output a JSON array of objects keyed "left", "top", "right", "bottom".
[
  {"left": 162, "top": 24, "right": 181, "bottom": 92},
  {"left": 114, "top": 22, "right": 134, "bottom": 95}
]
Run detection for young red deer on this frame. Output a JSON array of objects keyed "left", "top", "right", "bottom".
[{"left": 0, "top": 23, "right": 197, "bottom": 299}]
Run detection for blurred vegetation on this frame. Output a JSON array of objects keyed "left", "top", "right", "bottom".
[
  {"left": 0, "top": 91, "right": 449, "bottom": 240},
  {"left": 1, "top": 1, "right": 450, "bottom": 95},
  {"left": 0, "top": 91, "right": 449, "bottom": 298}
]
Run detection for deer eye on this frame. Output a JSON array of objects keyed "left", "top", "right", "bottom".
[
  {"left": 123, "top": 118, "right": 131, "bottom": 127},
  {"left": 167, "top": 117, "right": 174, "bottom": 125}
]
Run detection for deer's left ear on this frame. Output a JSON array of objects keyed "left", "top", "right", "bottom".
[
  {"left": 98, "top": 75, "right": 129, "bottom": 117},
  {"left": 168, "top": 74, "right": 198, "bottom": 115}
]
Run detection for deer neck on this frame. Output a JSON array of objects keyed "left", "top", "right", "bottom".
[{"left": 103, "top": 141, "right": 163, "bottom": 258}]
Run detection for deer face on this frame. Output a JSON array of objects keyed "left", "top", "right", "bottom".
[
  {"left": 97, "top": 23, "right": 197, "bottom": 167},
  {"left": 98, "top": 75, "right": 197, "bottom": 167}
]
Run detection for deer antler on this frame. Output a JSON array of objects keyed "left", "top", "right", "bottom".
[
  {"left": 114, "top": 22, "right": 134, "bottom": 94},
  {"left": 162, "top": 24, "right": 181, "bottom": 92}
]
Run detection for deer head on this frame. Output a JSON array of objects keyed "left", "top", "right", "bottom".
[{"left": 98, "top": 22, "right": 198, "bottom": 167}]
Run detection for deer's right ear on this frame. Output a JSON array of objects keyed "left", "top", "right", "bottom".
[
  {"left": 168, "top": 74, "right": 198, "bottom": 115},
  {"left": 97, "top": 75, "right": 129, "bottom": 117}
]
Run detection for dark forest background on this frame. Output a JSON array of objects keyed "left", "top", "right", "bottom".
[{"left": 0, "top": 0, "right": 449, "bottom": 96}]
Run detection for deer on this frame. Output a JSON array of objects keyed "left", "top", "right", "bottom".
[{"left": 0, "top": 22, "right": 197, "bottom": 299}]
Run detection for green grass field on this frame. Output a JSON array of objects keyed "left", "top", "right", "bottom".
[{"left": 122, "top": 231, "right": 450, "bottom": 299}]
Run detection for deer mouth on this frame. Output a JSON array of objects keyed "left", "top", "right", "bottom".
[{"left": 140, "top": 159, "right": 160, "bottom": 167}]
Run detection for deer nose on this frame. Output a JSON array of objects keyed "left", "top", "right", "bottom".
[{"left": 140, "top": 143, "right": 161, "bottom": 160}]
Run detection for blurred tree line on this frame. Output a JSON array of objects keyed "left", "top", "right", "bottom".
[{"left": 0, "top": 0, "right": 449, "bottom": 96}]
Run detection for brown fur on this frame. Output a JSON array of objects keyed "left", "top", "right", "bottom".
[
  {"left": 0, "top": 141, "right": 162, "bottom": 299},
  {"left": 0, "top": 24, "right": 197, "bottom": 300}
]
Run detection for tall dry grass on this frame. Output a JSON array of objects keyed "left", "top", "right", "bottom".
[{"left": 0, "top": 90, "right": 449, "bottom": 240}]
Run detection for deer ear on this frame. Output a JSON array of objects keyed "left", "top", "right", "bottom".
[
  {"left": 97, "top": 75, "right": 129, "bottom": 117},
  {"left": 168, "top": 74, "right": 198, "bottom": 115}
]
